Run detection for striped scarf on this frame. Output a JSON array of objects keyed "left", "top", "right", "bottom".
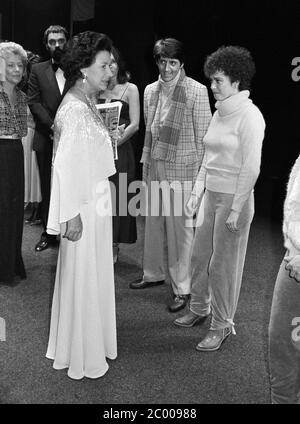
[{"left": 141, "top": 68, "right": 187, "bottom": 175}]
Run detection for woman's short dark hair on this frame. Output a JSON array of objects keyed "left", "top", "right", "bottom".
[
  {"left": 111, "top": 46, "right": 130, "bottom": 84},
  {"left": 62, "top": 31, "right": 112, "bottom": 87},
  {"left": 204, "top": 45, "right": 256, "bottom": 91},
  {"left": 153, "top": 38, "right": 185, "bottom": 64}
]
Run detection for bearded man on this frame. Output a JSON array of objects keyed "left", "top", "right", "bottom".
[{"left": 28, "top": 25, "right": 71, "bottom": 251}]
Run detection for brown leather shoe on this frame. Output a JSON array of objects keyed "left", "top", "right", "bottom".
[
  {"left": 196, "top": 327, "right": 231, "bottom": 352},
  {"left": 129, "top": 279, "right": 164, "bottom": 289},
  {"left": 174, "top": 311, "right": 209, "bottom": 327},
  {"left": 168, "top": 295, "right": 189, "bottom": 313}
]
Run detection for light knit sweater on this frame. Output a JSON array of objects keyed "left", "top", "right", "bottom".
[
  {"left": 158, "top": 70, "right": 181, "bottom": 127},
  {"left": 283, "top": 154, "right": 300, "bottom": 256},
  {"left": 194, "top": 90, "right": 265, "bottom": 212}
]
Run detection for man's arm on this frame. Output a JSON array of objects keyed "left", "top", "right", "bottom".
[
  {"left": 27, "top": 64, "right": 54, "bottom": 130},
  {"left": 193, "top": 85, "right": 211, "bottom": 167},
  {"left": 143, "top": 85, "right": 150, "bottom": 126}
]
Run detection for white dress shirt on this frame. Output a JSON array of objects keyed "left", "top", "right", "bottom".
[{"left": 55, "top": 67, "right": 65, "bottom": 95}]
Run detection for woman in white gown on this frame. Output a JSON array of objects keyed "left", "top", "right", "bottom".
[{"left": 46, "top": 31, "right": 117, "bottom": 380}]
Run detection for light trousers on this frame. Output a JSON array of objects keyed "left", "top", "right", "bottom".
[
  {"left": 190, "top": 189, "right": 254, "bottom": 331},
  {"left": 143, "top": 160, "right": 194, "bottom": 295},
  {"left": 268, "top": 258, "right": 300, "bottom": 404}
]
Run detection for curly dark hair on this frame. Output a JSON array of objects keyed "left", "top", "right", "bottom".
[
  {"left": 111, "top": 46, "right": 130, "bottom": 84},
  {"left": 204, "top": 45, "right": 256, "bottom": 91},
  {"left": 62, "top": 31, "right": 112, "bottom": 87}
]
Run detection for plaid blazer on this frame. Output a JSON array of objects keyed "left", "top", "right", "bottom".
[{"left": 142, "top": 76, "right": 211, "bottom": 185}]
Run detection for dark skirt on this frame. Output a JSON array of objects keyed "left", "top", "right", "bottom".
[
  {"left": 109, "top": 139, "right": 137, "bottom": 244},
  {"left": 0, "top": 139, "right": 26, "bottom": 283}
]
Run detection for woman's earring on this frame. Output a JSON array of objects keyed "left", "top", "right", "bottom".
[{"left": 82, "top": 73, "right": 87, "bottom": 83}]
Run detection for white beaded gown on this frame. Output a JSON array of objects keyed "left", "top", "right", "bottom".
[{"left": 46, "top": 99, "right": 117, "bottom": 380}]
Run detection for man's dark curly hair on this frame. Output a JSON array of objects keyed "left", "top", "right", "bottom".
[
  {"left": 204, "top": 45, "right": 256, "bottom": 91},
  {"left": 62, "top": 31, "right": 112, "bottom": 87}
]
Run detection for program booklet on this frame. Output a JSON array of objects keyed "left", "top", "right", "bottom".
[{"left": 95, "top": 101, "right": 123, "bottom": 160}]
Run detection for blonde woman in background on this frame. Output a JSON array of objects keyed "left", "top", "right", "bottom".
[{"left": 0, "top": 42, "right": 28, "bottom": 285}]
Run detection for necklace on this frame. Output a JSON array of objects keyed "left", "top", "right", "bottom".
[
  {"left": 83, "top": 94, "right": 112, "bottom": 147},
  {"left": 84, "top": 93, "right": 106, "bottom": 127},
  {"left": 69, "top": 85, "right": 105, "bottom": 127}
]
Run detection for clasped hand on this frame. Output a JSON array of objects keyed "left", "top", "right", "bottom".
[
  {"left": 185, "top": 193, "right": 201, "bottom": 216},
  {"left": 225, "top": 210, "right": 240, "bottom": 233},
  {"left": 285, "top": 255, "right": 300, "bottom": 283},
  {"left": 63, "top": 214, "right": 83, "bottom": 242},
  {"left": 111, "top": 124, "right": 125, "bottom": 146}
]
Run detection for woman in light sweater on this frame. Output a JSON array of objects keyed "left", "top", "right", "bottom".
[
  {"left": 174, "top": 46, "right": 265, "bottom": 351},
  {"left": 268, "top": 155, "right": 300, "bottom": 403}
]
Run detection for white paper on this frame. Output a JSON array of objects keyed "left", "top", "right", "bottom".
[{"left": 95, "top": 101, "right": 123, "bottom": 160}]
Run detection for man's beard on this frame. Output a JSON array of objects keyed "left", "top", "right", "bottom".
[{"left": 51, "top": 47, "right": 65, "bottom": 63}]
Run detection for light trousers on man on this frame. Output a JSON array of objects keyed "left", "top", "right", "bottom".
[
  {"left": 189, "top": 190, "right": 254, "bottom": 331},
  {"left": 269, "top": 258, "right": 300, "bottom": 404},
  {"left": 143, "top": 160, "right": 194, "bottom": 295}
]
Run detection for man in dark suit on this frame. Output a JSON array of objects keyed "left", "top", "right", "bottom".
[{"left": 28, "top": 25, "right": 70, "bottom": 251}]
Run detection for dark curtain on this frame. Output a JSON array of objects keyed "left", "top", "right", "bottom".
[{"left": 1, "top": 0, "right": 300, "bottom": 215}]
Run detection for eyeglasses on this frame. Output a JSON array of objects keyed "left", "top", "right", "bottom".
[{"left": 48, "top": 38, "right": 65, "bottom": 47}]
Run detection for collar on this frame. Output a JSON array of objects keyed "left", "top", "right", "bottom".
[
  {"left": 215, "top": 90, "right": 251, "bottom": 116},
  {"left": 0, "top": 81, "right": 21, "bottom": 96},
  {"left": 158, "top": 69, "right": 182, "bottom": 92}
]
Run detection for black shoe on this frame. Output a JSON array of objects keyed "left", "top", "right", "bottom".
[
  {"left": 129, "top": 279, "right": 164, "bottom": 289},
  {"left": 25, "top": 213, "right": 34, "bottom": 224},
  {"left": 168, "top": 295, "right": 190, "bottom": 313},
  {"left": 25, "top": 205, "right": 41, "bottom": 224},
  {"left": 35, "top": 235, "right": 58, "bottom": 252},
  {"left": 30, "top": 218, "right": 42, "bottom": 226},
  {"left": 35, "top": 238, "right": 50, "bottom": 252}
]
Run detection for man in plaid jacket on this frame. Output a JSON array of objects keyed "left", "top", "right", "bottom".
[{"left": 130, "top": 38, "right": 211, "bottom": 312}]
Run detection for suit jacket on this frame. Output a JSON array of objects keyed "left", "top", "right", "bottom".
[
  {"left": 27, "top": 60, "right": 71, "bottom": 152},
  {"left": 142, "top": 76, "right": 212, "bottom": 185}
]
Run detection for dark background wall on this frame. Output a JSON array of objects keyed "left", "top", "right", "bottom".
[{"left": 1, "top": 0, "right": 300, "bottom": 221}]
